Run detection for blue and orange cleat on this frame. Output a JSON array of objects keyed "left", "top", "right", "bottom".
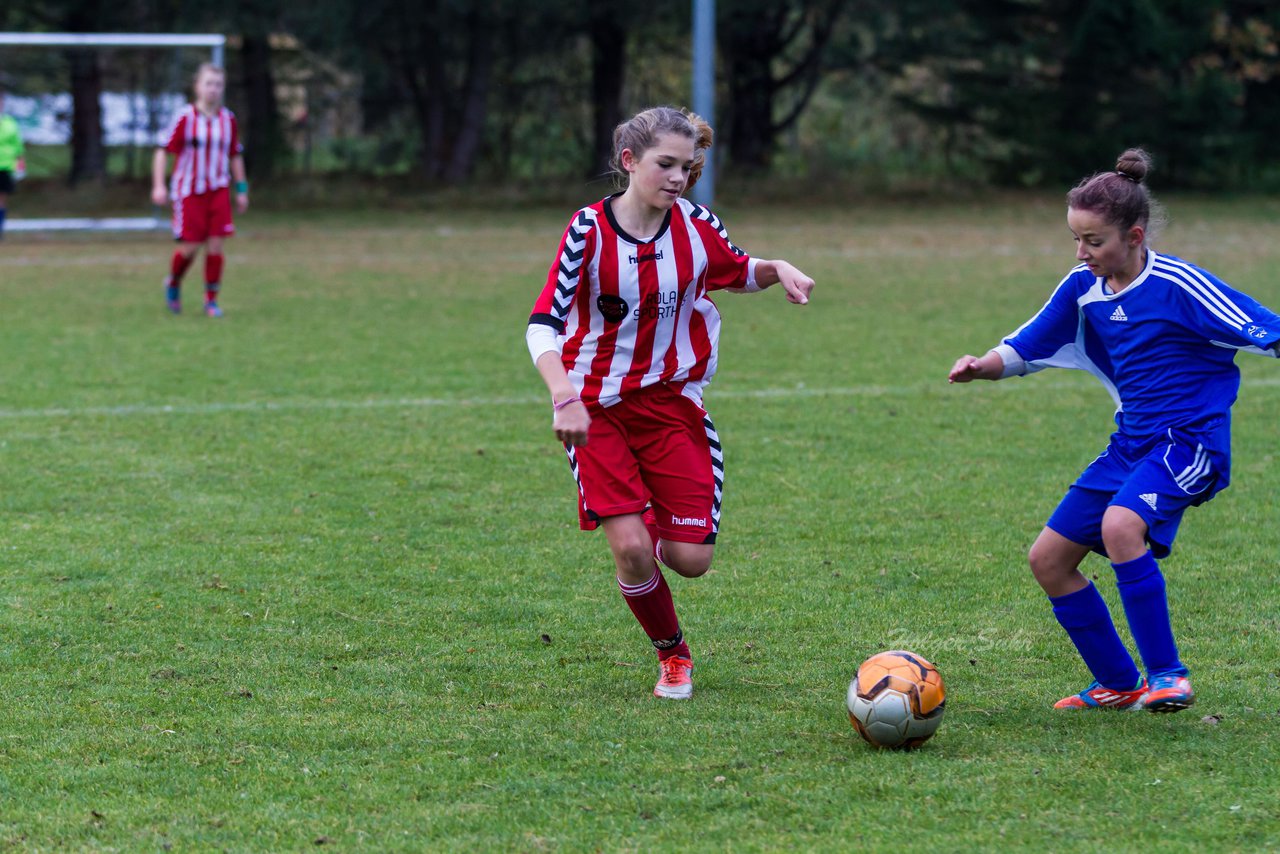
[
  {"left": 204, "top": 301, "right": 223, "bottom": 318},
  {"left": 1053, "top": 678, "right": 1147, "bottom": 710},
  {"left": 1141, "top": 672, "right": 1195, "bottom": 713},
  {"left": 165, "top": 278, "right": 181, "bottom": 314}
]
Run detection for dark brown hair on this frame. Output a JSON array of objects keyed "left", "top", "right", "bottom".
[
  {"left": 611, "top": 106, "right": 714, "bottom": 191},
  {"left": 1066, "top": 148, "right": 1166, "bottom": 241}
]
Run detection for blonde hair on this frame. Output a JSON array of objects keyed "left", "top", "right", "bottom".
[
  {"left": 192, "top": 63, "right": 225, "bottom": 98},
  {"left": 611, "top": 106, "right": 714, "bottom": 191},
  {"left": 195, "top": 62, "right": 225, "bottom": 82}
]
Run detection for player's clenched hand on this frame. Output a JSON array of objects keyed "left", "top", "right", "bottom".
[
  {"left": 776, "top": 261, "right": 814, "bottom": 305},
  {"left": 236, "top": 192, "right": 249, "bottom": 214},
  {"left": 554, "top": 401, "right": 590, "bottom": 447},
  {"left": 948, "top": 355, "right": 985, "bottom": 384},
  {"left": 151, "top": 186, "right": 168, "bottom": 206}
]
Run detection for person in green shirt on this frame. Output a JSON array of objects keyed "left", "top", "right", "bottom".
[{"left": 0, "top": 87, "right": 27, "bottom": 240}]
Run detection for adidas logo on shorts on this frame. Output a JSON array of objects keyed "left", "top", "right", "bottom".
[
  {"left": 1110, "top": 305, "right": 1128, "bottom": 322},
  {"left": 1139, "top": 493, "right": 1158, "bottom": 510}
]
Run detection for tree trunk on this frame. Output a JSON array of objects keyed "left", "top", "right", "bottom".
[
  {"left": 241, "top": 34, "right": 282, "bottom": 180},
  {"left": 588, "top": 3, "right": 626, "bottom": 179},
  {"left": 723, "top": 24, "right": 778, "bottom": 173},
  {"left": 720, "top": 0, "right": 840, "bottom": 174},
  {"left": 68, "top": 48, "right": 106, "bottom": 186},
  {"left": 443, "top": 7, "right": 494, "bottom": 185}
]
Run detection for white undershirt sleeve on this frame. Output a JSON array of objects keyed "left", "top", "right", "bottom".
[
  {"left": 526, "top": 323, "right": 561, "bottom": 365},
  {"left": 993, "top": 343, "right": 1027, "bottom": 378}
]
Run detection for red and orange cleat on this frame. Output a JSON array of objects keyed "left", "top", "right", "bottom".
[
  {"left": 654, "top": 656, "right": 693, "bottom": 700},
  {"left": 1053, "top": 679, "right": 1147, "bottom": 710}
]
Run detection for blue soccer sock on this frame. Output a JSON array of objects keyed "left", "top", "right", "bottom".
[
  {"left": 1049, "top": 582, "right": 1142, "bottom": 690},
  {"left": 1112, "top": 551, "right": 1184, "bottom": 677}
]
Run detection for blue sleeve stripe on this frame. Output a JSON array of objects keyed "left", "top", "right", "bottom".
[{"left": 1153, "top": 258, "right": 1252, "bottom": 329}]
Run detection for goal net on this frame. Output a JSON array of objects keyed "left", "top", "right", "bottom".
[{"left": 0, "top": 33, "right": 224, "bottom": 232}]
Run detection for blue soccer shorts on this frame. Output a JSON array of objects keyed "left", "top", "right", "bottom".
[{"left": 1046, "top": 418, "right": 1231, "bottom": 559}]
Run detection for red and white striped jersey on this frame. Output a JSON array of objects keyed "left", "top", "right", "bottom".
[
  {"left": 158, "top": 105, "right": 242, "bottom": 200},
  {"left": 530, "top": 195, "right": 761, "bottom": 409}
]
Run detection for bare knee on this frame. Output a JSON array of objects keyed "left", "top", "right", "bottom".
[
  {"left": 1100, "top": 506, "right": 1148, "bottom": 562},
  {"left": 661, "top": 542, "right": 714, "bottom": 578},
  {"left": 1027, "top": 541, "right": 1063, "bottom": 588},
  {"left": 611, "top": 536, "right": 654, "bottom": 583},
  {"left": 1027, "top": 527, "right": 1090, "bottom": 597}
]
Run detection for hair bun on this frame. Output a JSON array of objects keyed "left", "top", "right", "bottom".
[{"left": 1115, "top": 148, "right": 1152, "bottom": 183}]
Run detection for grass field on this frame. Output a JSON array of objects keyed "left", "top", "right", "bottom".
[{"left": 3, "top": 195, "right": 1280, "bottom": 850}]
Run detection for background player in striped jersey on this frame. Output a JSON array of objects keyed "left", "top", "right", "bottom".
[
  {"left": 151, "top": 63, "right": 249, "bottom": 318},
  {"left": 949, "top": 148, "right": 1280, "bottom": 713},
  {"left": 526, "top": 106, "right": 815, "bottom": 700}
]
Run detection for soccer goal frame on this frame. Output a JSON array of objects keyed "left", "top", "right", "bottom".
[{"left": 0, "top": 32, "right": 225, "bottom": 233}]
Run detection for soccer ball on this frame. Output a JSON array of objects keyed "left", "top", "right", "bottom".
[{"left": 846, "top": 650, "right": 946, "bottom": 749}]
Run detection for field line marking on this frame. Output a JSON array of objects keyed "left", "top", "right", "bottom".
[{"left": 2, "top": 376, "right": 1279, "bottom": 421}]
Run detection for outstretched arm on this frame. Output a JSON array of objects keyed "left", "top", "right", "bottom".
[
  {"left": 948, "top": 349, "right": 1007, "bottom": 383},
  {"left": 754, "top": 259, "right": 814, "bottom": 305}
]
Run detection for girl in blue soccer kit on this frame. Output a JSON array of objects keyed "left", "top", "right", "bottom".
[{"left": 949, "top": 148, "right": 1280, "bottom": 712}]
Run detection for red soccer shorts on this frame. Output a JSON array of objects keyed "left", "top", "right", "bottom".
[
  {"left": 172, "top": 187, "right": 234, "bottom": 242},
  {"left": 566, "top": 383, "right": 723, "bottom": 544}
]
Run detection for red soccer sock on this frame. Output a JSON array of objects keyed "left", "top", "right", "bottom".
[
  {"left": 170, "top": 250, "right": 195, "bottom": 287},
  {"left": 641, "top": 505, "right": 665, "bottom": 567},
  {"left": 205, "top": 253, "right": 224, "bottom": 302},
  {"left": 618, "top": 567, "right": 690, "bottom": 661}
]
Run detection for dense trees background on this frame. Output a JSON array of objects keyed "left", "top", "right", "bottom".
[{"left": 2, "top": 0, "right": 1279, "bottom": 189}]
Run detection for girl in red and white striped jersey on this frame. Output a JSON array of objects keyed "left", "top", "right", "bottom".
[
  {"left": 151, "top": 63, "right": 249, "bottom": 318},
  {"left": 526, "top": 106, "right": 815, "bottom": 700}
]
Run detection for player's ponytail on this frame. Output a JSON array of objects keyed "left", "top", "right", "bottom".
[
  {"left": 683, "top": 109, "right": 713, "bottom": 192},
  {"left": 1114, "top": 148, "right": 1150, "bottom": 184},
  {"left": 1067, "top": 147, "right": 1167, "bottom": 242},
  {"left": 611, "top": 106, "right": 716, "bottom": 194}
]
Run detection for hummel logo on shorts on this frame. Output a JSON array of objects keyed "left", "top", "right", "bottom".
[
  {"left": 1139, "top": 493, "right": 1158, "bottom": 510},
  {"left": 1110, "top": 305, "right": 1128, "bottom": 322}
]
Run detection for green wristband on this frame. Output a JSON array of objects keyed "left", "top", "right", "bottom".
[{"left": 235, "top": 181, "right": 249, "bottom": 193}]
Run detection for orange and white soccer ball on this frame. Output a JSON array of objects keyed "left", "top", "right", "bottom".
[{"left": 846, "top": 650, "right": 946, "bottom": 749}]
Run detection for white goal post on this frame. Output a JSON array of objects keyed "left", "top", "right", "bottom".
[{"left": 0, "top": 32, "right": 225, "bottom": 233}]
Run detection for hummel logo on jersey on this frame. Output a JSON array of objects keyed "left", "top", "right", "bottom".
[
  {"left": 628, "top": 250, "right": 665, "bottom": 264},
  {"left": 1110, "top": 305, "right": 1128, "bottom": 322},
  {"left": 1139, "top": 493, "right": 1158, "bottom": 510}
]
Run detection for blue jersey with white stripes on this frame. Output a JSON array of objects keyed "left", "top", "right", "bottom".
[{"left": 998, "top": 250, "right": 1280, "bottom": 437}]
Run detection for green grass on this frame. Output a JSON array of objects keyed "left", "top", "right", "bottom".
[{"left": 2, "top": 196, "right": 1280, "bottom": 850}]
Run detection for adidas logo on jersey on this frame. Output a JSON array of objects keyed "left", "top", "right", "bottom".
[
  {"left": 1139, "top": 493, "right": 1158, "bottom": 510},
  {"left": 1110, "top": 305, "right": 1128, "bottom": 322}
]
